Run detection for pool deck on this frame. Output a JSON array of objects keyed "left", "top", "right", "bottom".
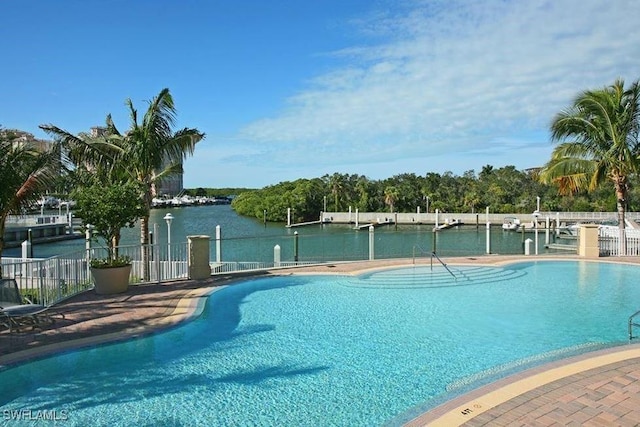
[{"left": 2, "top": 254, "right": 640, "bottom": 426}]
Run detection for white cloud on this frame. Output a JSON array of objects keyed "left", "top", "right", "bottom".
[{"left": 232, "top": 0, "right": 640, "bottom": 174}]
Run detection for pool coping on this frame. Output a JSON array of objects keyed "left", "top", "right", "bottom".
[
  {"left": 2, "top": 255, "right": 640, "bottom": 425},
  {"left": 404, "top": 343, "right": 640, "bottom": 426}
]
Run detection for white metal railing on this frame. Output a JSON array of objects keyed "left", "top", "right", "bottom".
[
  {"left": 87, "top": 243, "right": 190, "bottom": 283},
  {"left": 210, "top": 261, "right": 316, "bottom": 274},
  {"left": 598, "top": 226, "right": 640, "bottom": 256},
  {"left": 1, "top": 255, "right": 93, "bottom": 306},
  {"left": 1, "top": 242, "right": 192, "bottom": 305},
  {"left": 321, "top": 211, "right": 634, "bottom": 225}
]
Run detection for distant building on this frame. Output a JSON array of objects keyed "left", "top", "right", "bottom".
[
  {"left": 157, "top": 162, "right": 183, "bottom": 197},
  {"left": 90, "top": 126, "right": 107, "bottom": 137},
  {"left": 1, "top": 129, "right": 51, "bottom": 151}
]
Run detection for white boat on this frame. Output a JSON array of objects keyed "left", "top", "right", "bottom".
[
  {"left": 151, "top": 197, "right": 168, "bottom": 208},
  {"left": 167, "top": 197, "right": 183, "bottom": 207},
  {"left": 36, "top": 196, "right": 60, "bottom": 209},
  {"left": 557, "top": 223, "right": 581, "bottom": 236},
  {"left": 502, "top": 217, "right": 521, "bottom": 231}
]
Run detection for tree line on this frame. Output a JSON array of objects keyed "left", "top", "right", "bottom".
[{"left": 229, "top": 166, "right": 634, "bottom": 223}]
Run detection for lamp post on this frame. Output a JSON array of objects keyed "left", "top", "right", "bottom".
[
  {"left": 164, "top": 213, "right": 174, "bottom": 276},
  {"left": 425, "top": 196, "right": 430, "bottom": 213}
]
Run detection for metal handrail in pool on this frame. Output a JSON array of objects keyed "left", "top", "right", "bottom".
[
  {"left": 431, "top": 251, "right": 457, "bottom": 281},
  {"left": 629, "top": 309, "right": 640, "bottom": 341}
]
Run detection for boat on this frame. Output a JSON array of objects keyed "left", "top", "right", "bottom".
[
  {"left": 502, "top": 216, "right": 521, "bottom": 231},
  {"left": 36, "top": 196, "right": 60, "bottom": 209},
  {"left": 151, "top": 197, "right": 168, "bottom": 208}
]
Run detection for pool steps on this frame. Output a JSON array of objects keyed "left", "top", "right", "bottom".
[{"left": 345, "top": 265, "right": 527, "bottom": 289}]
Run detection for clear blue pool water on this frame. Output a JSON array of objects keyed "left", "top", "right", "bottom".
[{"left": 1, "top": 260, "right": 639, "bottom": 426}]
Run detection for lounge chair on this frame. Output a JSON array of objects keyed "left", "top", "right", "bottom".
[{"left": 0, "top": 278, "right": 63, "bottom": 332}]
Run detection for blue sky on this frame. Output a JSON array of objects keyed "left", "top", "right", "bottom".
[{"left": 2, "top": 0, "right": 640, "bottom": 189}]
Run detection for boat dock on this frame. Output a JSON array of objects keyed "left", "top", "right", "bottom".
[
  {"left": 4, "top": 214, "right": 83, "bottom": 248},
  {"left": 433, "top": 219, "right": 464, "bottom": 231},
  {"left": 286, "top": 220, "right": 323, "bottom": 228},
  {"left": 313, "top": 210, "right": 639, "bottom": 228},
  {"left": 545, "top": 243, "right": 577, "bottom": 251},
  {"left": 354, "top": 219, "right": 394, "bottom": 230}
]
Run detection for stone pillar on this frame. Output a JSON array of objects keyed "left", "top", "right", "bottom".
[
  {"left": 188, "top": 235, "right": 211, "bottom": 279},
  {"left": 578, "top": 224, "right": 600, "bottom": 258}
]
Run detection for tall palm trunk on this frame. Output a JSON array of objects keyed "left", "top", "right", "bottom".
[
  {"left": 140, "top": 188, "right": 152, "bottom": 281},
  {"left": 140, "top": 215, "right": 150, "bottom": 281},
  {"left": 614, "top": 178, "right": 627, "bottom": 255},
  {"left": 0, "top": 212, "right": 7, "bottom": 278}
]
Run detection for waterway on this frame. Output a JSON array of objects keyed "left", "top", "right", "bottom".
[{"left": 3, "top": 205, "right": 569, "bottom": 262}]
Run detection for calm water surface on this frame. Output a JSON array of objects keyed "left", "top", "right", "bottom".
[{"left": 6, "top": 205, "right": 567, "bottom": 262}]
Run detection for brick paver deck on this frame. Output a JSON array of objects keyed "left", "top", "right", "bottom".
[
  {"left": 407, "top": 346, "right": 640, "bottom": 426},
  {"left": 2, "top": 256, "right": 640, "bottom": 426}
]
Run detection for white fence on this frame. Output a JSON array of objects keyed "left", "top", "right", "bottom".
[
  {"left": 0, "top": 242, "right": 192, "bottom": 306},
  {"left": 599, "top": 226, "right": 640, "bottom": 256},
  {"left": 211, "top": 261, "right": 316, "bottom": 274},
  {"left": 1, "top": 254, "right": 92, "bottom": 306},
  {"left": 0, "top": 241, "right": 320, "bottom": 307}
]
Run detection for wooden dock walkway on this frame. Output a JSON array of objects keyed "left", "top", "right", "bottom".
[{"left": 286, "top": 220, "right": 323, "bottom": 228}]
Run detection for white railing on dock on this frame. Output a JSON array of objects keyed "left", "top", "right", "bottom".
[
  {"left": 5, "top": 214, "right": 70, "bottom": 227},
  {"left": 321, "top": 210, "right": 638, "bottom": 226}
]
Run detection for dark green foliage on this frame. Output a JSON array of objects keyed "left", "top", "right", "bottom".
[
  {"left": 0, "top": 127, "right": 62, "bottom": 274},
  {"left": 72, "top": 181, "right": 146, "bottom": 263},
  {"left": 184, "top": 187, "right": 252, "bottom": 198},
  {"left": 229, "top": 166, "right": 627, "bottom": 222}
]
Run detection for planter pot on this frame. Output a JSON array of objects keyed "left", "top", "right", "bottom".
[{"left": 91, "top": 264, "right": 132, "bottom": 295}]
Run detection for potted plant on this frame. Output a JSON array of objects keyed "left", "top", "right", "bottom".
[{"left": 72, "top": 180, "right": 145, "bottom": 294}]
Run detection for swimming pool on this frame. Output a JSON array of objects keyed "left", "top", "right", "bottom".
[{"left": 1, "top": 260, "right": 639, "bottom": 426}]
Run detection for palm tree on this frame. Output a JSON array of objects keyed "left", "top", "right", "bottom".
[
  {"left": 328, "top": 173, "right": 345, "bottom": 212},
  {"left": 539, "top": 78, "right": 640, "bottom": 254},
  {"left": 0, "top": 129, "right": 62, "bottom": 275},
  {"left": 41, "top": 88, "right": 205, "bottom": 280},
  {"left": 384, "top": 186, "right": 399, "bottom": 213}
]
